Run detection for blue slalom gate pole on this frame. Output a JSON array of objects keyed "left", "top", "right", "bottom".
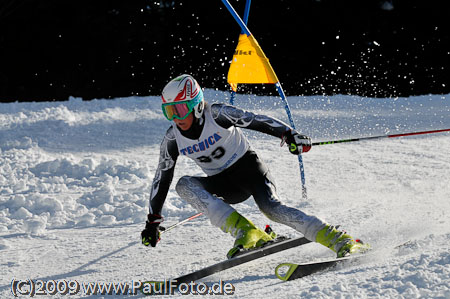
[
  {"left": 229, "top": 0, "right": 251, "bottom": 105},
  {"left": 222, "top": 0, "right": 308, "bottom": 199},
  {"left": 242, "top": 0, "right": 251, "bottom": 30},
  {"left": 227, "top": 0, "right": 251, "bottom": 105},
  {"left": 275, "top": 83, "right": 308, "bottom": 199},
  {"left": 222, "top": 0, "right": 251, "bottom": 35},
  {"left": 230, "top": 91, "right": 236, "bottom": 105},
  {"left": 228, "top": 0, "right": 252, "bottom": 105}
]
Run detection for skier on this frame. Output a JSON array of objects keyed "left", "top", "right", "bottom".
[{"left": 141, "top": 74, "right": 369, "bottom": 258}]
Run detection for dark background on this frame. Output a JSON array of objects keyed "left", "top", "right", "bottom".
[{"left": 0, "top": 0, "right": 449, "bottom": 102}]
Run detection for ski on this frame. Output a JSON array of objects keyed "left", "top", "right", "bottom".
[
  {"left": 141, "top": 236, "right": 311, "bottom": 295},
  {"left": 275, "top": 253, "right": 367, "bottom": 281},
  {"left": 275, "top": 240, "right": 411, "bottom": 281}
]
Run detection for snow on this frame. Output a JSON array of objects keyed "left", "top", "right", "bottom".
[{"left": 1, "top": 90, "right": 449, "bottom": 298}]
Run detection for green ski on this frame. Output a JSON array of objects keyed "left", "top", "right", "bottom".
[
  {"left": 275, "top": 254, "right": 367, "bottom": 281},
  {"left": 275, "top": 241, "right": 410, "bottom": 281}
]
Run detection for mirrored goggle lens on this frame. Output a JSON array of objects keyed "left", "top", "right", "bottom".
[{"left": 162, "top": 102, "right": 191, "bottom": 120}]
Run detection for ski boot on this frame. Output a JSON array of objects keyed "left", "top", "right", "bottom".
[
  {"left": 222, "top": 211, "right": 274, "bottom": 259},
  {"left": 316, "top": 224, "right": 371, "bottom": 258}
]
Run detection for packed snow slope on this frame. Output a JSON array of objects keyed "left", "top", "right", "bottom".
[{"left": 1, "top": 90, "right": 449, "bottom": 298}]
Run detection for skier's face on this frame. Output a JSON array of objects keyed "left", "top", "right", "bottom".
[{"left": 174, "top": 112, "right": 194, "bottom": 131}]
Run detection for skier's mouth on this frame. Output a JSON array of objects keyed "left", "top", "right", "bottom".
[{"left": 175, "top": 121, "right": 189, "bottom": 130}]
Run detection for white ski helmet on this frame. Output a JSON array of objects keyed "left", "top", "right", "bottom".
[{"left": 161, "top": 74, "right": 204, "bottom": 120}]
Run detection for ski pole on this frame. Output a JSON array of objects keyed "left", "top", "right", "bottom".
[
  {"left": 312, "top": 128, "right": 450, "bottom": 146},
  {"left": 160, "top": 212, "right": 203, "bottom": 234}
]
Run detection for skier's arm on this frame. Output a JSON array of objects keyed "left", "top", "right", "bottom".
[
  {"left": 211, "top": 103, "right": 291, "bottom": 138},
  {"left": 142, "top": 128, "right": 178, "bottom": 247},
  {"left": 211, "top": 103, "right": 311, "bottom": 154},
  {"left": 149, "top": 127, "right": 179, "bottom": 215}
]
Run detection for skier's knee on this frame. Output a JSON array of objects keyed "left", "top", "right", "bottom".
[
  {"left": 175, "top": 176, "right": 193, "bottom": 196},
  {"left": 258, "top": 202, "right": 280, "bottom": 221},
  {"left": 175, "top": 176, "right": 208, "bottom": 203}
]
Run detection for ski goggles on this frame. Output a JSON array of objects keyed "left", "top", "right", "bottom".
[
  {"left": 162, "top": 100, "right": 194, "bottom": 121},
  {"left": 161, "top": 90, "right": 203, "bottom": 121}
]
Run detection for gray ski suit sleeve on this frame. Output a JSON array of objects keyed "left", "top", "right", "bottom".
[
  {"left": 149, "top": 126, "right": 179, "bottom": 215},
  {"left": 210, "top": 103, "right": 292, "bottom": 138}
]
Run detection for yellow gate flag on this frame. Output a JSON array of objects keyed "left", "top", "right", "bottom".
[{"left": 227, "top": 34, "right": 279, "bottom": 92}]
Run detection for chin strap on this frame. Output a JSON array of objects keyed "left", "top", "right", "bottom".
[{"left": 197, "top": 113, "right": 205, "bottom": 126}]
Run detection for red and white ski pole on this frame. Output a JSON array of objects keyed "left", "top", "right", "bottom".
[
  {"left": 160, "top": 212, "right": 203, "bottom": 234},
  {"left": 312, "top": 128, "right": 450, "bottom": 146}
]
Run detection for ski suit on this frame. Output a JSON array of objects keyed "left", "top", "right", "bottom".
[{"left": 149, "top": 103, "right": 326, "bottom": 241}]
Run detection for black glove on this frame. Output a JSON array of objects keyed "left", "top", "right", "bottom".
[
  {"left": 141, "top": 214, "right": 163, "bottom": 247},
  {"left": 281, "top": 129, "right": 312, "bottom": 155}
]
